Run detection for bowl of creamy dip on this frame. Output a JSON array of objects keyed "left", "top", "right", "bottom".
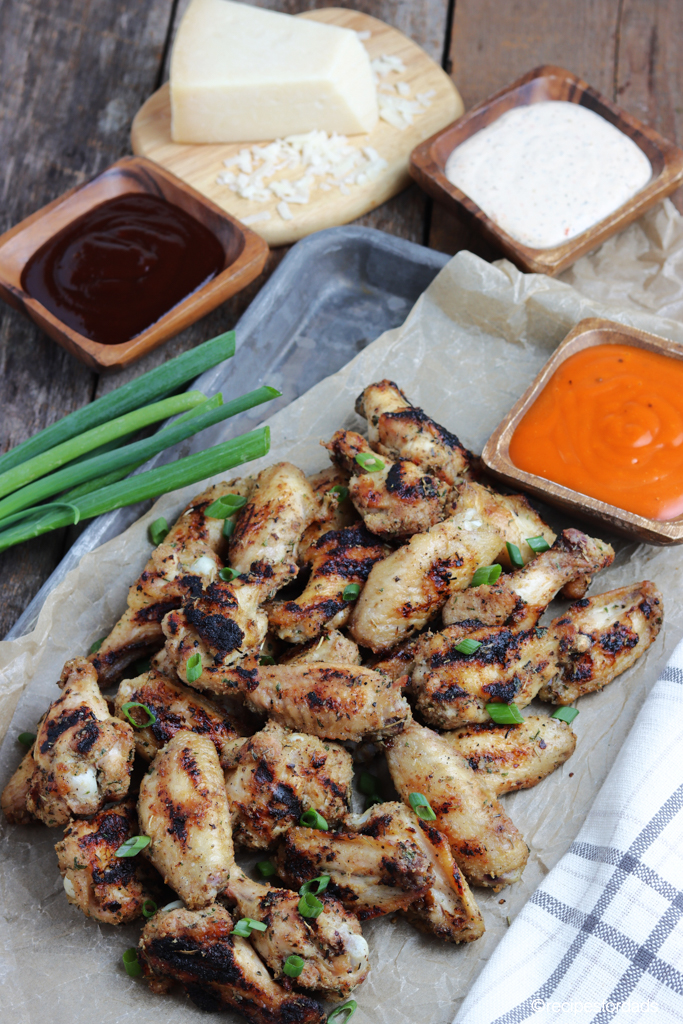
[{"left": 410, "top": 65, "right": 683, "bottom": 276}]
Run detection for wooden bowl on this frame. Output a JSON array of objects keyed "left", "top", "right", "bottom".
[
  {"left": 482, "top": 318, "right": 683, "bottom": 545},
  {"left": 0, "top": 156, "right": 269, "bottom": 370},
  {"left": 410, "top": 65, "right": 683, "bottom": 276}
]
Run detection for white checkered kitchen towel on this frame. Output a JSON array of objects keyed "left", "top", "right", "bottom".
[{"left": 454, "top": 639, "right": 683, "bottom": 1024}]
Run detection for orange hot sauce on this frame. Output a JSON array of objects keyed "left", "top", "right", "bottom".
[{"left": 509, "top": 343, "right": 683, "bottom": 521}]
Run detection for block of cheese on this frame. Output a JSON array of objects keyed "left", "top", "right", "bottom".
[{"left": 170, "top": 0, "right": 379, "bottom": 144}]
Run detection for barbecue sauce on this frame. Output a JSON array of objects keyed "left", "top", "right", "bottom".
[{"left": 22, "top": 193, "right": 225, "bottom": 345}]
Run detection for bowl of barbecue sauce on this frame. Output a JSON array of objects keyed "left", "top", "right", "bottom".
[
  {"left": 482, "top": 318, "right": 683, "bottom": 545},
  {"left": 0, "top": 157, "right": 268, "bottom": 370}
]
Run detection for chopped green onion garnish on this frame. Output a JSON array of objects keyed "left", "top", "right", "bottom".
[
  {"left": 223, "top": 518, "right": 236, "bottom": 538},
  {"left": 551, "top": 706, "right": 580, "bottom": 724},
  {"left": 142, "top": 899, "right": 158, "bottom": 919},
  {"left": 257, "top": 860, "right": 276, "bottom": 878},
  {"left": 89, "top": 636, "right": 106, "bottom": 654},
  {"left": 506, "top": 541, "right": 524, "bottom": 569},
  {"left": 342, "top": 583, "right": 360, "bottom": 601},
  {"left": 283, "top": 954, "right": 305, "bottom": 978},
  {"left": 486, "top": 703, "right": 524, "bottom": 725},
  {"left": 300, "top": 809, "right": 328, "bottom": 830},
  {"left": 358, "top": 771, "right": 381, "bottom": 797},
  {"left": 149, "top": 517, "right": 169, "bottom": 545},
  {"left": 122, "top": 947, "right": 142, "bottom": 978},
  {"left": 231, "top": 917, "right": 268, "bottom": 937},
  {"left": 470, "top": 564, "right": 503, "bottom": 587},
  {"left": 298, "top": 892, "right": 324, "bottom": 919},
  {"left": 17, "top": 732, "right": 36, "bottom": 747},
  {"left": 121, "top": 702, "right": 157, "bottom": 728},
  {"left": 526, "top": 535, "right": 551, "bottom": 554},
  {"left": 365, "top": 794, "right": 383, "bottom": 809},
  {"left": 355, "top": 452, "right": 384, "bottom": 472},
  {"left": 186, "top": 652, "right": 203, "bottom": 684},
  {"left": 299, "top": 875, "right": 330, "bottom": 897},
  {"left": 454, "top": 638, "right": 482, "bottom": 655},
  {"left": 115, "top": 835, "right": 151, "bottom": 858},
  {"left": 205, "top": 493, "right": 248, "bottom": 519},
  {"left": 259, "top": 655, "right": 276, "bottom": 666},
  {"left": 327, "top": 1001, "right": 358, "bottom": 1024},
  {"left": 219, "top": 567, "right": 239, "bottom": 582},
  {"left": 408, "top": 792, "right": 437, "bottom": 821},
  {"left": 329, "top": 485, "right": 349, "bottom": 502}
]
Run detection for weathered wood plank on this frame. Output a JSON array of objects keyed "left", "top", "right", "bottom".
[
  {"left": 0, "top": 0, "right": 175, "bottom": 635},
  {"left": 617, "top": 0, "right": 683, "bottom": 212},
  {"left": 429, "top": 0, "right": 622, "bottom": 255}
]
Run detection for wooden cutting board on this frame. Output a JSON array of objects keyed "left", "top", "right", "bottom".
[{"left": 130, "top": 8, "right": 463, "bottom": 247}]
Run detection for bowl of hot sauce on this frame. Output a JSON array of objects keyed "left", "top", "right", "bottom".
[
  {"left": 0, "top": 156, "right": 269, "bottom": 370},
  {"left": 482, "top": 318, "right": 683, "bottom": 545}
]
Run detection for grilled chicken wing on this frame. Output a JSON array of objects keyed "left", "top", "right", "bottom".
[
  {"left": 26, "top": 658, "right": 134, "bottom": 827},
  {"left": 224, "top": 721, "right": 352, "bottom": 849},
  {"left": 138, "top": 730, "right": 233, "bottom": 908},
  {"left": 224, "top": 867, "right": 369, "bottom": 998},
  {"left": 410, "top": 623, "right": 559, "bottom": 727},
  {"left": 345, "top": 802, "right": 484, "bottom": 942},
  {"left": 443, "top": 529, "right": 615, "bottom": 630},
  {"left": 229, "top": 462, "right": 318, "bottom": 586},
  {"left": 276, "top": 825, "right": 432, "bottom": 919},
  {"left": 278, "top": 630, "right": 361, "bottom": 666},
  {"left": 266, "top": 523, "right": 387, "bottom": 643},
  {"left": 541, "top": 581, "right": 664, "bottom": 705},
  {"left": 324, "top": 429, "right": 446, "bottom": 538},
  {"left": 304, "top": 466, "right": 356, "bottom": 539},
  {"left": 55, "top": 800, "right": 147, "bottom": 924},
  {"left": 161, "top": 570, "right": 270, "bottom": 693},
  {"left": 385, "top": 721, "right": 529, "bottom": 889},
  {"left": 139, "top": 904, "right": 325, "bottom": 1023},
  {"left": 349, "top": 482, "right": 504, "bottom": 651},
  {"left": 1, "top": 746, "right": 38, "bottom": 824},
  {"left": 355, "top": 379, "right": 473, "bottom": 484},
  {"left": 237, "top": 663, "right": 411, "bottom": 742},
  {"left": 90, "top": 479, "right": 254, "bottom": 685},
  {"left": 114, "top": 668, "right": 245, "bottom": 768},
  {"left": 442, "top": 715, "right": 576, "bottom": 794}
]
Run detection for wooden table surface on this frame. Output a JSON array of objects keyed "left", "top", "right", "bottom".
[{"left": 1, "top": 0, "right": 681, "bottom": 638}]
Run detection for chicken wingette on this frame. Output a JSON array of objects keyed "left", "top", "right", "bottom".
[
  {"left": 224, "top": 867, "right": 370, "bottom": 998},
  {"left": 236, "top": 663, "right": 411, "bottom": 742},
  {"left": 24, "top": 658, "right": 134, "bottom": 827},
  {"left": 410, "top": 623, "right": 559, "bottom": 727},
  {"left": 1, "top": 745, "right": 37, "bottom": 825},
  {"left": 276, "top": 826, "right": 433, "bottom": 919},
  {"left": 55, "top": 800, "right": 148, "bottom": 924},
  {"left": 224, "top": 721, "right": 352, "bottom": 849},
  {"left": 349, "top": 482, "right": 505, "bottom": 652},
  {"left": 138, "top": 730, "right": 233, "bottom": 908},
  {"left": 90, "top": 478, "right": 254, "bottom": 685},
  {"left": 355, "top": 379, "right": 474, "bottom": 484},
  {"left": 443, "top": 528, "right": 615, "bottom": 630},
  {"left": 278, "top": 629, "right": 361, "bottom": 666},
  {"left": 385, "top": 720, "right": 529, "bottom": 889},
  {"left": 345, "top": 802, "right": 484, "bottom": 942},
  {"left": 541, "top": 581, "right": 664, "bottom": 704},
  {"left": 115, "top": 667, "right": 245, "bottom": 767},
  {"left": 139, "top": 904, "right": 326, "bottom": 1024},
  {"left": 442, "top": 715, "right": 576, "bottom": 794},
  {"left": 324, "top": 428, "right": 446, "bottom": 538}
]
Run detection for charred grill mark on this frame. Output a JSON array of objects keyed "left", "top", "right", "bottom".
[
  {"left": 92, "top": 857, "right": 136, "bottom": 887},
  {"left": 565, "top": 658, "right": 594, "bottom": 683},
  {"left": 40, "top": 706, "right": 94, "bottom": 753},
  {"left": 134, "top": 599, "right": 182, "bottom": 624},
  {"left": 148, "top": 935, "right": 241, "bottom": 984},
  {"left": 384, "top": 407, "right": 472, "bottom": 458},
  {"left": 482, "top": 677, "right": 522, "bottom": 702},
  {"left": 74, "top": 720, "right": 101, "bottom": 754},
  {"left": 384, "top": 461, "right": 438, "bottom": 501},
  {"left": 431, "top": 682, "right": 468, "bottom": 702},
  {"left": 427, "top": 557, "right": 462, "bottom": 592},
  {"left": 306, "top": 691, "right": 338, "bottom": 711},
  {"left": 180, "top": 747, "right": 201, "bottom": 785},
  {"left": 599, "top": 623, "right": 639, "bottom": 655},
  {"left": 204, "top": 582, "right": 240, "bottom": 609},
  {"left": 236, "top": 666, "right": 259, "bottom": 690},
  {"left": 184, "top": 604, "right": 245, "bottom": 654},
  {"left": 269, "top": 783, "right": 303, "bottom": 820},
  {"left": 254, "top": 760, "right": 274, "bottom": 785}
]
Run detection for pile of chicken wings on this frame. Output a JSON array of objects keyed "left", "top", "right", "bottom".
[{"left": 2, "top": 380, "right": 664, "bottom": 1024}]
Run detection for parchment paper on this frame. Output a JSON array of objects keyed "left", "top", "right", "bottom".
[{"left": 4, "top": 199, "right": 683, "bottom": 1024}]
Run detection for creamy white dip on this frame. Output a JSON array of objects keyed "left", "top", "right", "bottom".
[{"left": 444, "top": 101, "right": 652, "bottom": 249}]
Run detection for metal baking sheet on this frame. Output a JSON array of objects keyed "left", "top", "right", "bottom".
[{"left": 5, "top": 226, "right": 448, "bottom": 641}]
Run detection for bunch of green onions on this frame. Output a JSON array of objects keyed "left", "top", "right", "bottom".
[{"left": 0, "top": 330, "right": 277, "bottom": 553}]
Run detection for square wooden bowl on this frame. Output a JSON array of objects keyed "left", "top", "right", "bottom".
[
  {"left": 0, "top": 156, "right": 269, "bottom": 371},
  {"left": 410, "top": 65, "right": 683, "bottom": 276},
  {"left": 482, "top": 318, "right": 683, "bottom": 545}
]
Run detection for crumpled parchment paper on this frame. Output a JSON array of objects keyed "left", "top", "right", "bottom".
[{"left": 3, "top": 199, "right": 683, "bottom": 1024}]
